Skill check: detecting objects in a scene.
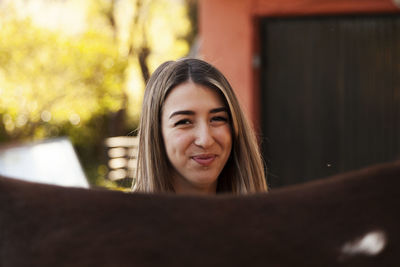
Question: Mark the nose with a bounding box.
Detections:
[194,123,214,148]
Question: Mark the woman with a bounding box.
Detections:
[132,58,267,195]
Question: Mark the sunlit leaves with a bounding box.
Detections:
[0,18,127,139]
[0,0,193,186]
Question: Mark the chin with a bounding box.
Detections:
[189,174,218,186]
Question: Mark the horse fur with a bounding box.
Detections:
[0,160,399,266]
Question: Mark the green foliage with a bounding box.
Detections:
[0,17,130,185]
[0,0,194,188]
[0,18,128,139]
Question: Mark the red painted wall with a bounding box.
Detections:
[199,0,257,126]
[199,0,399,129]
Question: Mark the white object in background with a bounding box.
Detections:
[0,137,89,188]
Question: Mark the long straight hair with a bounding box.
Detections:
[132,58,267,194]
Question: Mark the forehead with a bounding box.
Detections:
[162,82,227,113]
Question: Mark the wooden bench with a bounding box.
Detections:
[104,136,138,182]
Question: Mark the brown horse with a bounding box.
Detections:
[1,160,399,266]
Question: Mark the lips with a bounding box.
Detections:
[192,154,216,166]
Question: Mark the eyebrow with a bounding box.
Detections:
[210,107,228,114]
[169,107,228,119]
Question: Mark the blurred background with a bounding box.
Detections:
[0,0,197,189]
[1,0,399,190]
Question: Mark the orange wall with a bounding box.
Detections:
[199,0,258,126]
[199,0,399,128]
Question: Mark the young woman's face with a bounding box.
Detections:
[161,81,232,195]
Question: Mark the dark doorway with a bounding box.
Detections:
[260,15,400,188]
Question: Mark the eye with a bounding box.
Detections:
[211,116,228,124]
[174,119,192,127]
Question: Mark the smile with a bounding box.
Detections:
[192,155,216,166]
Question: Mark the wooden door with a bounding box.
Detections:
[260,15,400,188]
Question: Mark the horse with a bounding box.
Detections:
[1,160,399,266]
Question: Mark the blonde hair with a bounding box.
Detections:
[132,58,267,194]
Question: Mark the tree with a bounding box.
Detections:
[0,0,194,187]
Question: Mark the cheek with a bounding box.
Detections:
[163,130,194,155]
[215,125,233,150]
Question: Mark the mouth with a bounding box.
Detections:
[191,154,216,166]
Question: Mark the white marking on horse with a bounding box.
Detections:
[340,230,387,259]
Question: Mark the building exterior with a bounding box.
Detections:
[198,0,400,187]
